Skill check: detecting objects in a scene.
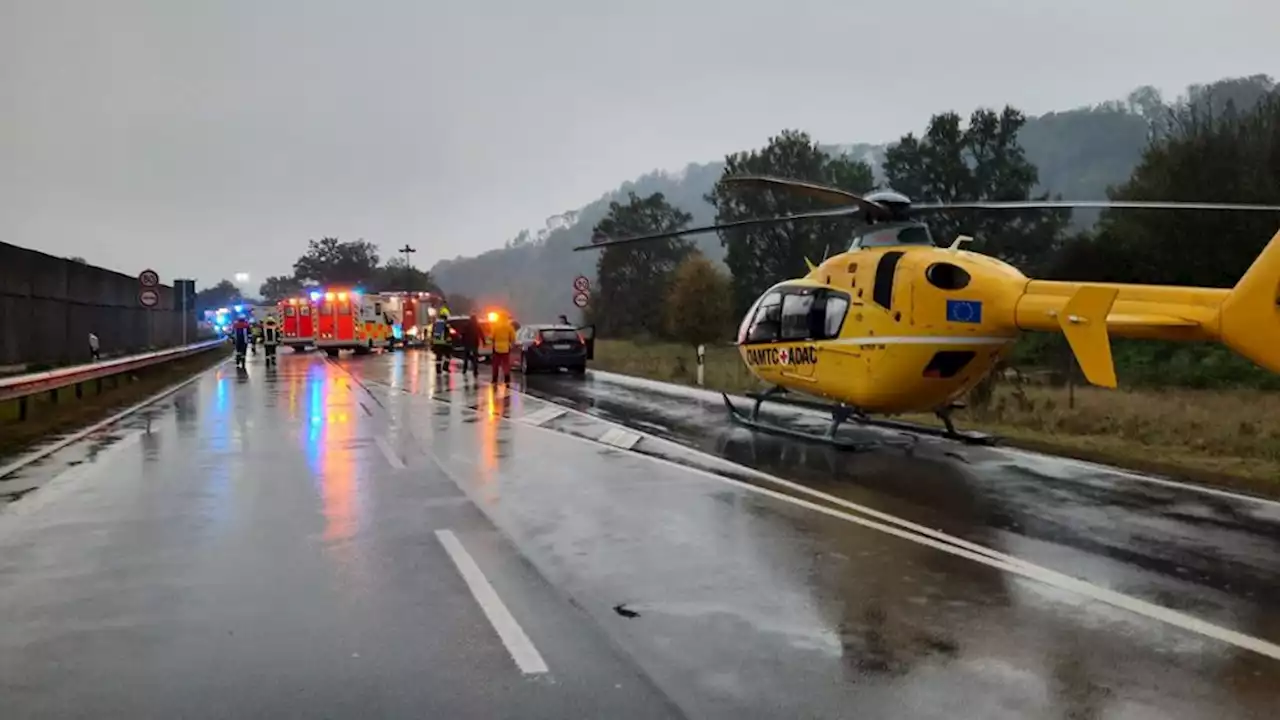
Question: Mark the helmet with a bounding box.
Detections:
[265,317,277,328]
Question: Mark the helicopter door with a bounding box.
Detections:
[778,291,820,380]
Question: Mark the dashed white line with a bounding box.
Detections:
[435,529,549,675]
[375,437,406,470]
[521,406,567,427]
[598,427,641,451]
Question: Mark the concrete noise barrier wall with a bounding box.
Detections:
[0,241,198,367]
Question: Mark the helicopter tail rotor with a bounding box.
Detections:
[1219,228,1280,374]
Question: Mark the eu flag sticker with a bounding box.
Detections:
[946,299,983,324]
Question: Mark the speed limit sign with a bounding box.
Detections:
[573,275,590,292]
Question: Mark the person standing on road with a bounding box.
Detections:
[262,317,280,366]
[431,309,452,374]
[460,314,481,378]
[489,312,517,385]
[88,332,100,361]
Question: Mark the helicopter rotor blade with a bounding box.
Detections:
[908,200,1280,213]
[719,175,890,217]
[571,208,859,252]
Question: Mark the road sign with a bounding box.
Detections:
[138,268,160,287]
[139,288,160,308]
[572,275,590,292]
[572,291,589,309]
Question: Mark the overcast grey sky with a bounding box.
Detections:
[2,0,1275,289]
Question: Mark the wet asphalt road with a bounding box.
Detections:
[3,350,1280,718]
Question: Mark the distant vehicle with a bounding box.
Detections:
[312,288,393,357]
[513,323,591,374]
[278,296,316,351]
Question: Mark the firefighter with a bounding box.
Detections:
[431,307,452,373]
[489,310,517,385]
[262,316,280,366]
[231,316,250,369]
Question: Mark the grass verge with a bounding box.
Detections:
[592,339,1280,499]
[0,347,231,462]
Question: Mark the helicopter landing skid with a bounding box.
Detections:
[722,392,917,452]
[732,388,998,447]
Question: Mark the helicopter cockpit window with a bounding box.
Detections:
[780,293,815,340]
[824,295,850,337]
[743,291,783,343]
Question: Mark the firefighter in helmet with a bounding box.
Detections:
[262,316,280,366]
[431,306,452,373]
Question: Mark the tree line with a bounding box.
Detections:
[588,79,1280,388]
[194,237,467,312]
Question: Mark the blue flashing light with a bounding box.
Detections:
[309,291,321,301]
[234,304,243,312]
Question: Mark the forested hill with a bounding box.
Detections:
[429,75,1267,322]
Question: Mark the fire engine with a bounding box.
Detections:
[278,295,317,351]
[312,288,394,357]
[376,291,435,348]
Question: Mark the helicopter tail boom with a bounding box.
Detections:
[1013,228,1280,386]
[1219,228,1280,375]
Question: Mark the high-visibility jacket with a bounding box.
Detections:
[263,326,279,345]
[431,318,450,345]
[490,319,516,354]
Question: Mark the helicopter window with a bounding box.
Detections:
[824,295,850,337]
[780,293,815,340]
[743,291,783,343]
[925,262,971,291]
[873,251,904,309]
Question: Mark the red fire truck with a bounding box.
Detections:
[278,295,317,351]
[377,291,434,348]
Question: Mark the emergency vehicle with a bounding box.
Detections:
[278,295,317,351]
[312,288,394,356]
[376,291,435,348]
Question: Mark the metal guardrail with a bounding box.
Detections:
[0,338,227,404]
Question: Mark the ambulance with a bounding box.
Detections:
[278,295,317,351]
[312,288,394,356]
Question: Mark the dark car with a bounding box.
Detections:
[447,316,493,361]
[514,324,591,374]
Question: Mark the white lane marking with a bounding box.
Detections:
[375,437,406,470]
[584,369,1280,510]
[598,427,641,451]
[521,406,567,427]
[434,529,549,675]
[0,356,230,481]
[490,393,1280,662]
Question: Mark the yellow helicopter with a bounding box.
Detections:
[574,175,1280,448]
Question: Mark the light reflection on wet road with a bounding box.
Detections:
[2,350,1278,718]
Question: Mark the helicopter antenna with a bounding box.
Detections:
[948,235,975,252]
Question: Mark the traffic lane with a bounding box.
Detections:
[0,352,683,720]
[519,371,1280,638]
[388,373,1280,720]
